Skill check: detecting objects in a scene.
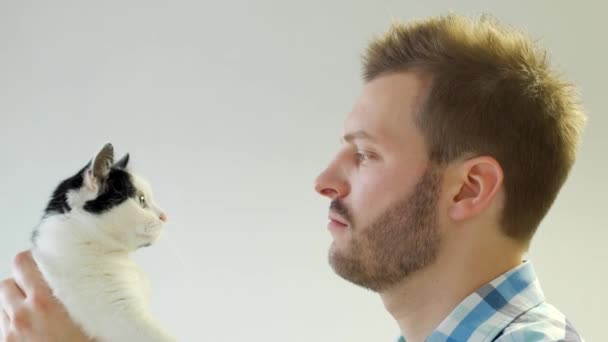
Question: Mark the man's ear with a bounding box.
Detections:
[446,156,504,222]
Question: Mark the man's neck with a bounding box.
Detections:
[380,241,524,342]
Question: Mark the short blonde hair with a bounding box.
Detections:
[363,14,586,242]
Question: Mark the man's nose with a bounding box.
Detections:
[314,163,349,200]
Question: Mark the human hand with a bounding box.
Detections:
[0,250,92,342]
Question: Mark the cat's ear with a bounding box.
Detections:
[83,143,114,192]
[93,143,114,179]
[113,153,130,170]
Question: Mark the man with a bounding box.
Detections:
[314,14,585,342]
[1,14,585,342]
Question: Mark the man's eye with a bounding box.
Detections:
[355,151,371,163]
[138,195,147,208]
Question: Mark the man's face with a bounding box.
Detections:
[314,72,442,292]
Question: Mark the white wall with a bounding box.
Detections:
[0,1,605,341]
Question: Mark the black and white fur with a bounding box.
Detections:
[31,143,174,342]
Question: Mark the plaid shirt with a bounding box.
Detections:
[397,261,584,341]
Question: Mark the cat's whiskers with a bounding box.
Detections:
[161,231,195,277]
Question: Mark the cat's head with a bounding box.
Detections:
[40,143,167,251]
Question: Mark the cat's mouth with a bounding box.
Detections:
[136,223,163,242]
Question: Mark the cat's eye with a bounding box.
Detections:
[138,194,147,208]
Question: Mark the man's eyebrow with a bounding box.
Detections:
[342,130,376,143]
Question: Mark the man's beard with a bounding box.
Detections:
[328,166,441,292]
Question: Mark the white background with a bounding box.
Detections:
[1,1,605,341]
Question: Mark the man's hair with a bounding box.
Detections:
[363,14,586,242]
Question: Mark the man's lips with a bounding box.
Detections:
[328,213,348,227]
[328,213,348,226]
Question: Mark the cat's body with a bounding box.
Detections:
[31,143,174,342]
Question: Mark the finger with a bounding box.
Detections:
[0,279,25,318]
[1,309,9,338]
[12,251,51,298]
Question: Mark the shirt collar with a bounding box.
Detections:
[399,261,545,342]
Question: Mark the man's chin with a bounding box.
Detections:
[329,254,377,291]
[329,231,353,251]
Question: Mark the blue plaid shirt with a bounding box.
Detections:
[397,261,584,341]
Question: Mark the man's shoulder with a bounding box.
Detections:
[494,302,584,342]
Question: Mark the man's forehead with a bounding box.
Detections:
[343,72,431,142]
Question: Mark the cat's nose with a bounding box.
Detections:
[159,212,167,222]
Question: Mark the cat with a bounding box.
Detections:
[31,143,175,342]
